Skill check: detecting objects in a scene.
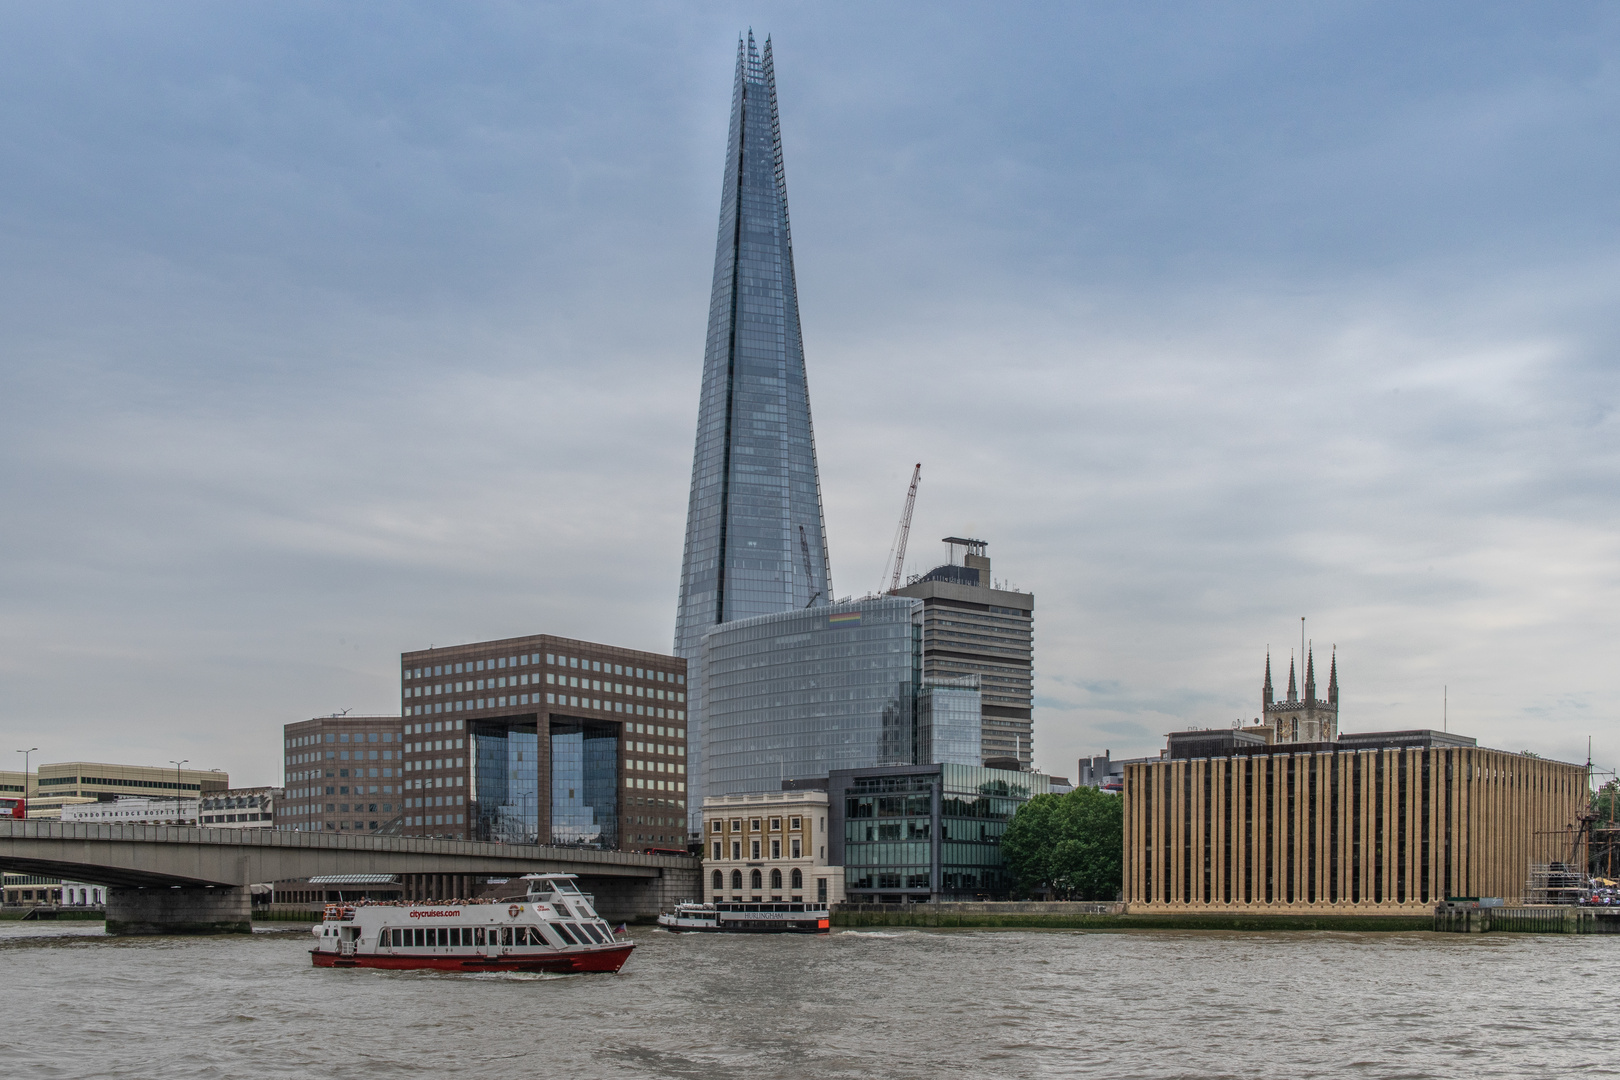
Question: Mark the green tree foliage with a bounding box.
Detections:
[1001,787,1123,900]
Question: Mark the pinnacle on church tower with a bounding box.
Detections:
[1328,646,1338,706]
[1304,646,1316,703]
[1262,651,1274,707]
[1286,655,1298,703]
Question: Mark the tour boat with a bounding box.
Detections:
[311,873,633,974]
[656,900,831,934]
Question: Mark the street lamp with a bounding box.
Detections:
[169,760,188,824]
[17,747,38,818]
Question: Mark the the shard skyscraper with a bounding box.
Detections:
[675,33,833,828]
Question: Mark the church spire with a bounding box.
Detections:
[1286,654,1298,702]
[1328,646,1338,707]
[1305,645,1316,703]
[1263,651,1274,707]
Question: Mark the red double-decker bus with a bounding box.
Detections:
[0,797,24,819]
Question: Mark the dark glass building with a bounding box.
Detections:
[828,763,1048,902]
[675,33,834,828]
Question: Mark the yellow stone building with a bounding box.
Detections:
[1123,730,1587,913]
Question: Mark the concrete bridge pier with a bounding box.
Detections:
[105,886,253,935]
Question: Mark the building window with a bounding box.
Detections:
[770,817,781,831]
[791,868,803,890]
[791,838,801,858]
[770,868,782,890]
[731,869,743,890]
[771,839,781,859]
[750,869,763,891]
[731,841,741,860]
[750,818,761,832]
[790,817,801,830]
[712,841,722,859]
[712,870,723,892]
[730,818,742,832]
[751,840,760,860]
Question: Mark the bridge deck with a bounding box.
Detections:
[0,820,697,889]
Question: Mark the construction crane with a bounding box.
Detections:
[884,463,922,594]
[799,525,821,608]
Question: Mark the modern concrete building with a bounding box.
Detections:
[702,789,844,905]
[199,786,281,829]
[893,538,1035,768]
[399,635,688,851]
[1123,728,1589,912]
[1078,750,1160,793]
[674,34,835,832]
[828,762,1050,902]
[36,762,228,803]
[281,714,405,835]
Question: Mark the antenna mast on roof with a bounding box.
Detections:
[884,463,922,594]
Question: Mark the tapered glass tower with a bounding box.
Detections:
[675,33,833,828]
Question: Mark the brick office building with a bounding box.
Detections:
[399,635,688,851]
[281,715,405,834]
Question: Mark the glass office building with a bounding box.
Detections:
[916,677,983,767]
[675,33,834,829]
[702,597,921,796]
[829,763,1049,901]
[470,722,619,849]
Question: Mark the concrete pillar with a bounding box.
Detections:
[105,886,252,935]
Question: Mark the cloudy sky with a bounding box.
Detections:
[2,2,1617,788]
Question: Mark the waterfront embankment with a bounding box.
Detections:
[833,901,1433,932]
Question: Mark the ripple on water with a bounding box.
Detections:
[3,923,1619,1079]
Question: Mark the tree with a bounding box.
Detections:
[1001,787,1124,900]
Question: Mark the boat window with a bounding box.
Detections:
[475,927,486,946]
[574,922,604,944]
[413,928,426,947]
[552,922,580,945]
[553,879,580,893]
[502,927,514,946]
[553,901,573,919]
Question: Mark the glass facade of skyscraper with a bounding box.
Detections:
[675,33,833,829]
[916,678,983,767]
[701,597,921,797]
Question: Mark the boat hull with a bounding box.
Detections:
[311,945,633,974]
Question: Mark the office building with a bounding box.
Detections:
[1078,750,1159,793]
[829,763,1049,902]
[1122,728,1588,912]
[398,635,687,850]
[702,597,923,797]
[281,714,404,834]
[702,789,844,905]
[36,762,229,803]
[674,33,834,829]
[60,797,199,825]
[0,770,31,803]
[916,676,984,767]
[893,538,1035,767]
[198,786,281,829]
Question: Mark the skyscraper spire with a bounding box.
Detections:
[1304,644,1316,703]
[1328,646,1338,707]
[1286,654,1298,702]
[1262,651,1274,707]
[675,34,832,828]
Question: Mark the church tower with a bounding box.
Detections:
[1262,643,1339,743]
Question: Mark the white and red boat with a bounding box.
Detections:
[310,873,633,974]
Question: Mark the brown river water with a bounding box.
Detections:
[2,921,1616,1079]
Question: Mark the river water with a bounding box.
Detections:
[3,921,1615,1079]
